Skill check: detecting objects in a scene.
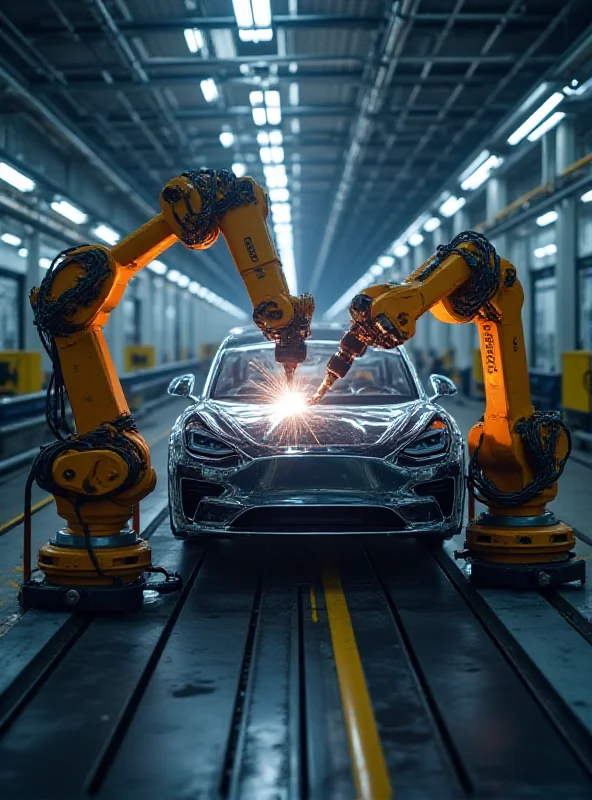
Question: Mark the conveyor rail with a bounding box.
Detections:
[0,507,592,800]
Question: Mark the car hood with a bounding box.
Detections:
[190,399,442,458]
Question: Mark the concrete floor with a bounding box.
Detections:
[0,396,590,799]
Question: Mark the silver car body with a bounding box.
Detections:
[168,326,465,537]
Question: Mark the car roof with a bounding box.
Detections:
[221,323,347,349]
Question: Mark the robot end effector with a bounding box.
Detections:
[311,289,403,402]
[254,292,315,386]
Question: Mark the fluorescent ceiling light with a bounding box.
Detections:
[264,164,287,188]
[270,146,284,163]
[232,0,253,28]
[184,28,203,53]
[370,264,384,276]
[269,130,282,145]
[220,131,235,148]
[167,269,181,283]
[536,210,558,227]
[289,82,299,106]
[0,162,36,192]
[257,131,269,145]
[18,247,28,258]
[232,162,246,177]
[50,198,88,225]
[271,202,291,223]
[200,78,219,103]
[423,217,441,232]
[239,28,272,42]
[534,244,557,258]
[527,111,565,142]
[266,107,281,125]
[394,244,409,258]
[460,154,503,191]
[260,145,284,165]
[249,90,264,106]
[408,232,424,247]
[458,150,491,185]
[252,0,271,27]
[439,195,466,218]
[189,281,201,295]
[39,257,52,270]
[507,92,564,146]
[1,232,22,247]
[377,255,394,267]
[269,187,289,202]
[581,189,592,203]
[265,90,280,106]
[147,259,167,275]
[177,274,191,288]
[252,107,267,126]
[92,223,120,246]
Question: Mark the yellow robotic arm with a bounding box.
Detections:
[312,231,583,589]
[22,169,314,612]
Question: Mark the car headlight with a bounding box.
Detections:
[185,426,237,459]
[400,422,449,460]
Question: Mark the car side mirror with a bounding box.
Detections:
[428,373,457,401]
[167,374,197,400]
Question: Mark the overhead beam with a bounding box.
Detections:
[143,54,556,67]
[19,12,555,37]
[31,70,535,92]
[76,102,512,124]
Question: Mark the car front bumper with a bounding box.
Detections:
[169,452,464,537]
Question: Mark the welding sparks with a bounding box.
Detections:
[272,389,308,420]
[246,360,320,446]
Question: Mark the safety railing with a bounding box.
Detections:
[0,359,203,426]
[0,359,205,468]
[474,152,592,236]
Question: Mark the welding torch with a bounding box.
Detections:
[310,291,404,403]
[267,293,315,387]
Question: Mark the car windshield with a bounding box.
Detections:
[209,340,419,405]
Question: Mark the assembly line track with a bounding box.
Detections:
[0,514,592,800]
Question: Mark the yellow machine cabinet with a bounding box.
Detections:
[562,351,592,413]
[125,345,156,372]
[199,343,220,362]
[0,351,42,395]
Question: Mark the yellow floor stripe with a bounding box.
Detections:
[0,426,172,534]
[322,560,392,800]
[0,496,54,535]
[309,585,319,622]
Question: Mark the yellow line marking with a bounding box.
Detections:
[0,426,172,535]
[322,559,392,800]
[309,585,319,622]
[0,496,54,535]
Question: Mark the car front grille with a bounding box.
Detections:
[230,506,406,533]
[414,478,456,519]
[180,478,225,520]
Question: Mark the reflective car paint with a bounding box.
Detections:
[168,328,465,537]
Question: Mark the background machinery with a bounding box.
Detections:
[21,168,314,612]
[312,231,584,589]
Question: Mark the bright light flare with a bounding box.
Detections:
[271,389,308,421]
[246,361,320,446]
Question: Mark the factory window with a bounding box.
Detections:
[123,297,141,346]
[533,274,556,372]
[578,265,592,350]
[0,270,22,350]
[578,196,592,258]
